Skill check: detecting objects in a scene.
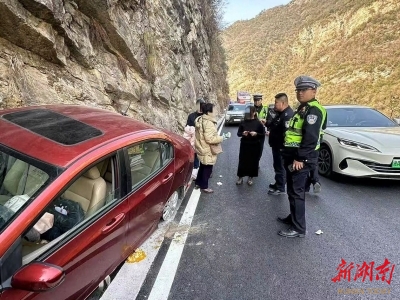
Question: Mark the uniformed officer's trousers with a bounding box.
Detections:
[283,160,316,234]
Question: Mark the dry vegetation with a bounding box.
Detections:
[222,0,400,117]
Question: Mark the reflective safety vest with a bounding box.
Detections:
[284,100,326,149]
[256,105,267,119]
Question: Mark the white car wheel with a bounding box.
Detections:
[162,191,179,222]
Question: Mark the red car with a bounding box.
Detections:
[0,105,194,299]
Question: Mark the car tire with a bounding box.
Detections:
[318,145,333,178]
[161,191,180,222]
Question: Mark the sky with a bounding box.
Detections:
[223,0,292,25]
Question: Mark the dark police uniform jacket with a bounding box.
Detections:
[268,106,294,149]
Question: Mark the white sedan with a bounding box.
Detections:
[318,105,400,179]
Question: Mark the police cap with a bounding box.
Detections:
[294,75,321,90]
[253,94,263,101]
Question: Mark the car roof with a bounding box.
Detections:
[323,104,371,109]
[0,105,162,168]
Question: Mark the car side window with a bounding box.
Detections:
[160,141,173,166]
[21,156,121,264]
[128,141,162,187]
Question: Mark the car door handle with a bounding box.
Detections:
[162,173,173,183]
[102,213,125,234]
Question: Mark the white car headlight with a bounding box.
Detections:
[337,138,380,152]
[225,114,230,120]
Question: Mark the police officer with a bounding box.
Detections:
[277,76,327,238]
[253,94,267,164]
[267,93,294,195]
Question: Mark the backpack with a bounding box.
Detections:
[41,197,85,241]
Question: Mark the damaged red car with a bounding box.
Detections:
[0,105,193,299]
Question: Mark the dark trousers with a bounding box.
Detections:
[284,160,315,234]
[272,147,286,192]
[305,153,320,191]
[194,153,200,169]
[195,163,213,189]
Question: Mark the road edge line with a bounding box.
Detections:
[147,188,201,300]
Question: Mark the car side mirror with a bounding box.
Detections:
[11,262,65,292]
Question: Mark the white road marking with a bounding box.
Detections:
[101,222,170,300]
[218,121,224,135]
[147,188,201,300]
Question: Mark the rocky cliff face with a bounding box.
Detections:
[0,0,227,132]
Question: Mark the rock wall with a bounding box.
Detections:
[0,0,225,132]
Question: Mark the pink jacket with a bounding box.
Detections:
[183,125,195,148]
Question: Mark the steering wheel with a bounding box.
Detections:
[355,120,368,126]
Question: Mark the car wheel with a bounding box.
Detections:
[318,145,332,177]
[162,191,179,222]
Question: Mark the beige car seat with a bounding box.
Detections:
[0,160,49,205]
[131,142,161,184]
[96,158,114,203]
[63,166,107,217]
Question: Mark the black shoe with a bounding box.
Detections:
[278,228,305,238]
[268,189,285,195]
[269,183,277,189]
[277,216,292,225]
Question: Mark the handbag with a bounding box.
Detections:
[201,117,223,155]
[209,143,223,155]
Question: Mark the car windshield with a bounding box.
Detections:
[0,146,56,233]
[228,105,246,111]
[326,107,398,127]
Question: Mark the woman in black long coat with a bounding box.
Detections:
[236,106,266,185]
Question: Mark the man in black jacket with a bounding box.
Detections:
[267,93,294,195]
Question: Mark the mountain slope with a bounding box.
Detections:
[223,0,400,117]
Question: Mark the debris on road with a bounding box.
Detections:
[126,249,147,263]
[217,182,223,186]
[315,230,323,235]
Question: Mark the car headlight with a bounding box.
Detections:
[337,138,380,152]
[225,114,230,120]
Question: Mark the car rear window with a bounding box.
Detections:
[2,109,103,145]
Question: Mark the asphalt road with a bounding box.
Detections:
[135,124,400,300]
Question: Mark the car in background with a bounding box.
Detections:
[224,103,251,125]
[318,105,400,179]
[0,105,194,299]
